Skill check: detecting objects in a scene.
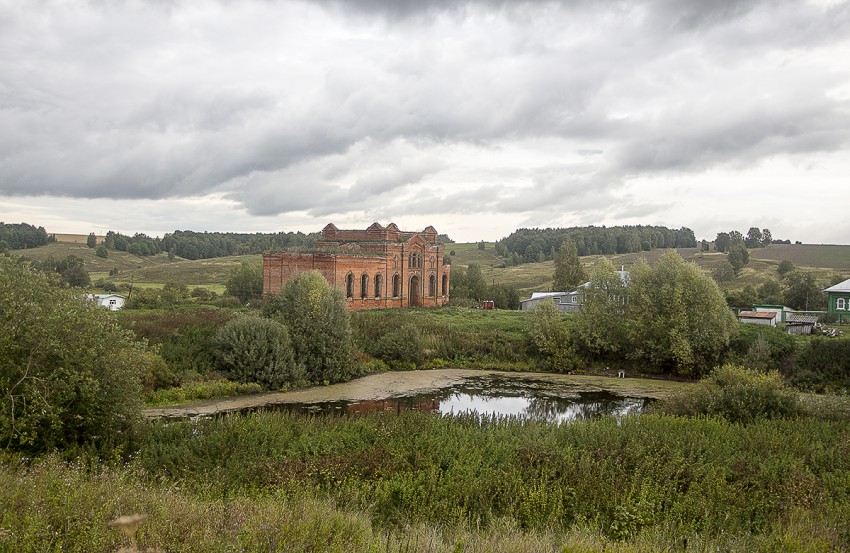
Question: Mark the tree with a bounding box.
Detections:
[727,244,749,273]
[451,263,487,302]
[777,260,795,278]
[214,315,303,390]
[95,244,108,258]
[761,228,772,247]
[573,258,629,359]
[783,271,826,310]
[526,299,576,371]
[757,279,783,305]
[266,270,355,384]
[552,240,586,291]
[225,261,263,303]
[478,241,486,251]
[711,260,736,283]
[87,232,97,248]
[0,256,148,454]
[745,227,763,248]
[714,232,731,253]
[625,253,736,376]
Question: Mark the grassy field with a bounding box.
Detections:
[449,243,849,296]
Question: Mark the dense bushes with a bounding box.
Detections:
[214,315,304,390]
[790,337,850,392]
[265,271,357,384]
[659,364,803,423]
[0,256,151,454]
[128,410,850,549]
[526,299,577,371]
[575,253,736,376]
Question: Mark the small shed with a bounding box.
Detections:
[737,310,778,326]
[85,293,125,311]
[786,314,818,335]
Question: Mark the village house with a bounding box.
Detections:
[520,267,629,313]
[85,293,125,311]
[263,223,450,310]
[825,277,850,324]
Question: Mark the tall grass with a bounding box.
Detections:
[2,410,849,551]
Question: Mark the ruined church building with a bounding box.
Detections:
[263,223,451,310]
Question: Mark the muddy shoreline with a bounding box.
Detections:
[144,369,691,418]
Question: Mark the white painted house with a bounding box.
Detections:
[85,293,125,311]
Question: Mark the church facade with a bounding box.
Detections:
[263,223,451,310]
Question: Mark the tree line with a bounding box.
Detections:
[495,225,697,265]
[0,222,50,251]
[98,229,317,259]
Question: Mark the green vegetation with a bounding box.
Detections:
[496,225,697,263]
[145,379,263,406]
[552,239,586,291]
[0,256,149,455]
[3,408,850,551]
[0,221,49,250]
[658,364,803,423]
[214,315,304,390]
[224,259,264,303]
[264,270,358,384]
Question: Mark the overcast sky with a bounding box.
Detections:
[2,0,849,244]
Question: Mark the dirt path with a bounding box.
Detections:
[143,368,690,418]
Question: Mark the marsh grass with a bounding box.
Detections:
[2,409,850,552]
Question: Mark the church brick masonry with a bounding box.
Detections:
[263,223,451,310]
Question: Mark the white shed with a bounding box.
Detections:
[85,293,125,311]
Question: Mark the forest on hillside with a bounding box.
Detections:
[495,225,698,264]
[0,222,50,251]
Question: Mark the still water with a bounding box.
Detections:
[258,374,649,423]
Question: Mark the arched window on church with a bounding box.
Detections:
[345,273,354,299]
[361,273,368,298]
[374,274,382,298]
[392,274,400,297]
[428,274,435,296]
[442,274,448,296]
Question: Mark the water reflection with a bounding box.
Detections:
[262,374,649,423]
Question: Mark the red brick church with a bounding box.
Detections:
[263,223,451,310]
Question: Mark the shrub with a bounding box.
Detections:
[0,256,146,454]
[660,364,803,423]
[139,350,179,394]
[374,323,424,368]
[265,271,356,384]
[526,299,578,372]
[214,315,303,390]
[789,337,850,392]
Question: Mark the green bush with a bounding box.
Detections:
[214,315,304,390]
[727,323,796,369]
[0,256,146,455]
[526,299,578,372]
[659,364,803,423]
[790,337,850,392]
[373,323,424,368]
[265,271,356,384]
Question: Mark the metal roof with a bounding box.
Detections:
[738,311,778,319]
[787,314,819,324]
[824,278,850,293]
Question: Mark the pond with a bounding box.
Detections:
[145,369,685,422]
[251,374,649,423]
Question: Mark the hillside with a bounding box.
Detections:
[450,243,850,297]
[10,237,849,299]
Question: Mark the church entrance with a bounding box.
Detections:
[409,275,420,307]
